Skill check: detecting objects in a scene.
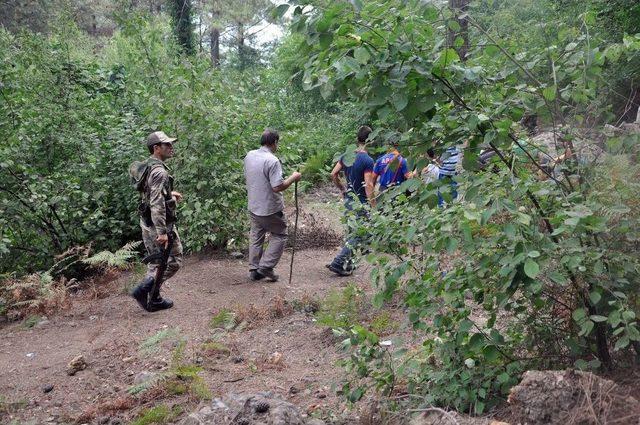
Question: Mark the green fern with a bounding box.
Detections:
[82,241,142,269]
[209,309,237,330]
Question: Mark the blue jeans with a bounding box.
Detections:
[330,195,368,271]
[437,173,458,206]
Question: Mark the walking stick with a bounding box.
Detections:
[288,180,299,286]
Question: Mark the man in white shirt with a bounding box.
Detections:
[243,129,301,282]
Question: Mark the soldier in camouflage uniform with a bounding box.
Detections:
[130,131,184,312]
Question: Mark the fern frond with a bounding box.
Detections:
[82,241,142,269]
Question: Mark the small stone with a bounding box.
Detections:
[42,384,54,393]
[26,352,35,359]
[268,352,283,365]
[98,417,110,424]
[67,355,87,375]
[122,356,134,363]
[232,356,244,364]
[110,419,123,425]
[230,251,244,259]
[89,315,98,321]
[289,385,299,394]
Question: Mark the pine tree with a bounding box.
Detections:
[169,0,195,55]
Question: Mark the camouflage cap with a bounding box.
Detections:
[146,131,177,147]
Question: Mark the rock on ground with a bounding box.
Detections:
[66,354,87,376]
[181,392,325,425]
[410,410,508,425]
[508,369,640,424]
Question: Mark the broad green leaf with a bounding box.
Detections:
[542,85,557,101]
[392,93,408,111]
[589,315,607,323]
[354,47,370,64]
[524,259,540,278]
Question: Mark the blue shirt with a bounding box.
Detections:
[340,151,374,204]
[373,151,408,191]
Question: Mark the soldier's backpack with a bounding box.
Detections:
[129,160,159,226]
[129,160,152,192]
[128,160,176,226]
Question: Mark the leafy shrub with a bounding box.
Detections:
[286,0,640,414]
[0,13,357,277]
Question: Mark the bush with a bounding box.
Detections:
[0,13,358,277]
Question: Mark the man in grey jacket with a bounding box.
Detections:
[244,129,302,282]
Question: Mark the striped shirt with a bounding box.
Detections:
[439,146,462,176]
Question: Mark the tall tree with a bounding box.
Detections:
[447,0,470,61]
[194,0,271,67]
[169,0,195,55]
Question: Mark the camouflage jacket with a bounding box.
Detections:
[144,157,176,235]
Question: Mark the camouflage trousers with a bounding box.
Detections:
[141,219,183,282]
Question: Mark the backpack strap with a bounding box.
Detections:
[383,153,403,186]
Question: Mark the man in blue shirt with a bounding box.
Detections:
[372,141,412,192]
[438,145,462,206]
[327,126,375,276]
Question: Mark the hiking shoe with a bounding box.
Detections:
[250,270,265,281]
[147,296,174,312]
[257,268,279,282]
[328,264,353,277]
[131,277,154,311]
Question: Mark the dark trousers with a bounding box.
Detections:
[330,196,369,271]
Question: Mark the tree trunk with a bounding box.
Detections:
[447,0,470,61]
[210,27,220,67]
[170,0,195,55]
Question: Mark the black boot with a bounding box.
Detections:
[131,277,154,311]
[147,294,174,312]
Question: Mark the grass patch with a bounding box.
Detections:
[290,295,320,313]
[369,311,399,335]
[201,340,231,356]
[170,341,212,401]
[130,404,181,425]
[163,380,188,396]
[209,309,237,330]
[189,380,212,400]
[316,283,365,329]
[22,315,41,329]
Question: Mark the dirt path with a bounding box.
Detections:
[0,188,367,424]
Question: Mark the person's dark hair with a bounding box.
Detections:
[427,148,435,159]
[357,126,372,144]
[148,144,157,154]
[260,129,280,146]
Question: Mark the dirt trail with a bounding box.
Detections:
[0,188,367,424]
